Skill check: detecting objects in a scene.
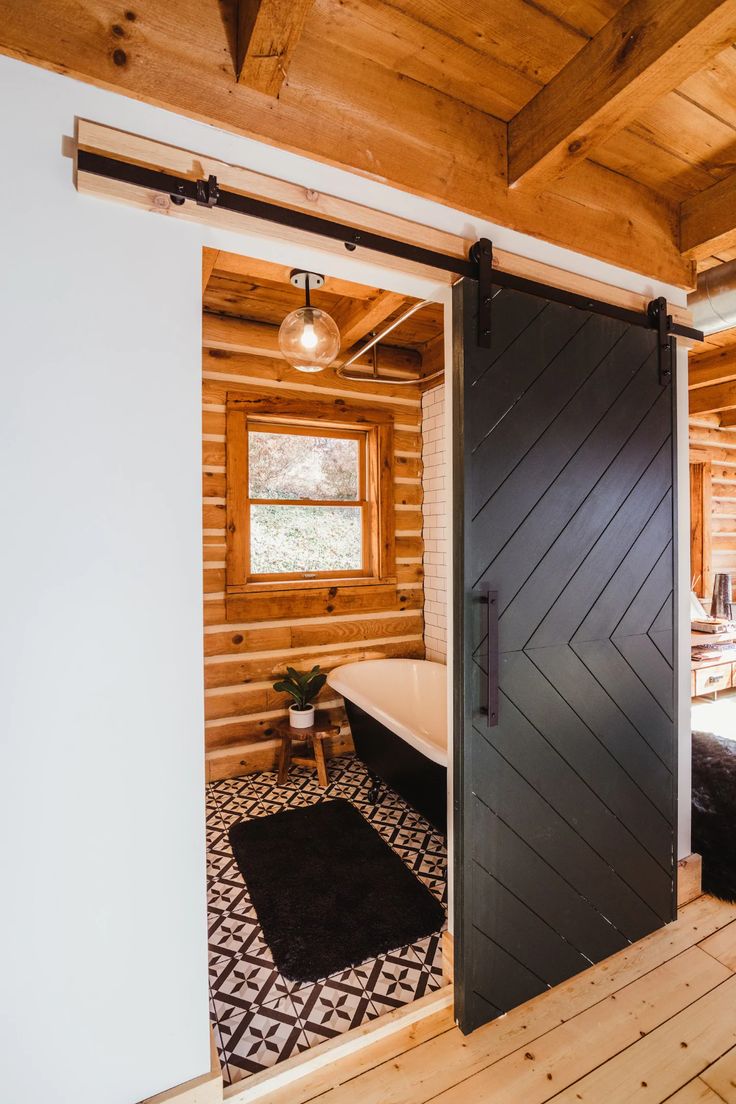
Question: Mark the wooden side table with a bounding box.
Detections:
[274,711,340,788]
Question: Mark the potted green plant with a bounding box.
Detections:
[273,665,327,729]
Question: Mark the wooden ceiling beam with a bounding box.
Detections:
[202,248,219,294]
[689,379,736,414]
[689,348,736,390]
[204,314,281,357]
[329,291,408,354]
[508,0,736,192]
[0,2,694,286]
[202,312,421,374]
[681,171,736,260]
[212,251,377,300]
[419,333,445,378]
[719,409,736,427]
[236,0,314,96]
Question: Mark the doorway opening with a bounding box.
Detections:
[200,246,451,1087]
[689,392,736,903]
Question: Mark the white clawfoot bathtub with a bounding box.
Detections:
[327,659,448,832]
[328,659,447,766]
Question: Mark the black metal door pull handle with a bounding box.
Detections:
[482,588,499,727]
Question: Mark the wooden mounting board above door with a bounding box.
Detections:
[73,120,695,336]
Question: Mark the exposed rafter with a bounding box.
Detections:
[508,0,736,192]
[689,379,736,414]
[236,0,314,96]
[0,0,693,286]
[201,312,421,375]
[211,251,377,300]
[681,172,736,260]
[689,347,736,390]
[329,290,407,354]
[202,248,219,293]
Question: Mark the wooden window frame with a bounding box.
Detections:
[245,421,368,583]
[225,394,395,595]
[689,452,713,600]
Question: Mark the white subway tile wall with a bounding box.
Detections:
[421,385,447,663]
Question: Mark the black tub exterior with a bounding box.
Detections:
[343,699,446,834]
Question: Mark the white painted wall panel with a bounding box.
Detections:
[0,60,209,1104]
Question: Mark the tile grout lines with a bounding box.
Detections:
[205,755,447,1087]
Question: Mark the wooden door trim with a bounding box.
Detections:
[689,459,713,599]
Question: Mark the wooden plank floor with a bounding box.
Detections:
[261,895,736,1104]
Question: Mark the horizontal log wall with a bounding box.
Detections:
[690,414,736,601]
[203,342,426,780]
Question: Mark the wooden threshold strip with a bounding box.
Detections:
[224,988,454,1104]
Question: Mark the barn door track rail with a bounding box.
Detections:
[75,149,703,348]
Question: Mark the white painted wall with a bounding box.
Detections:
[0,53,692,1104]
[0,62,209,1104]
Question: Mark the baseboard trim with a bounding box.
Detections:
[678,853,703,908]
[140,1028,223,1104]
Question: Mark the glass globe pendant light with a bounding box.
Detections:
[278,270,341,373]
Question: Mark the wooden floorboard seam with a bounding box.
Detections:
[290,898,736,1104]
[422,951,734,1104]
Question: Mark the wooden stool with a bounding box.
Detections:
[274,711,340,788]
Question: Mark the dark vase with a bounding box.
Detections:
[710,573,734,620]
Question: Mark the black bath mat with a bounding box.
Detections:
[228,798,444,982]
[692,729,736,902]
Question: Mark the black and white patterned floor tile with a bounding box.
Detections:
[219,993,310,1080]
[205,753,447,1086]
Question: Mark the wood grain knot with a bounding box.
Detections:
[616,29,640,65]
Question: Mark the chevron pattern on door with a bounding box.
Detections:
[453,280,676,1034]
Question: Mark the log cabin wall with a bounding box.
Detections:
[689,413,736,603]
[201,255,442,781]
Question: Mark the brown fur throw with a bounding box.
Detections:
[692,729,736,902]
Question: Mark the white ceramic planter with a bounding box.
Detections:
[289,704,315,729]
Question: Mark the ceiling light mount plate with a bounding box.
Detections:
[289,269,325,291]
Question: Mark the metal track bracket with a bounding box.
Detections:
[648,296,675,386]
[472,238,494,349]
[196,174,220,208]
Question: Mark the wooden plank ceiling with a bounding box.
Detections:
[201,247,444,383]
[6,0,736,287]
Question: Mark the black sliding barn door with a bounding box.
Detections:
[453,278,677,1034]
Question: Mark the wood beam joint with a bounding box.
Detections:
[681,170,736,260]
[509,0,736,193]
[330,291,408,357]
[236,0,314,96]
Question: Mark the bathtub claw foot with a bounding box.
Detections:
[367,775,382,804]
